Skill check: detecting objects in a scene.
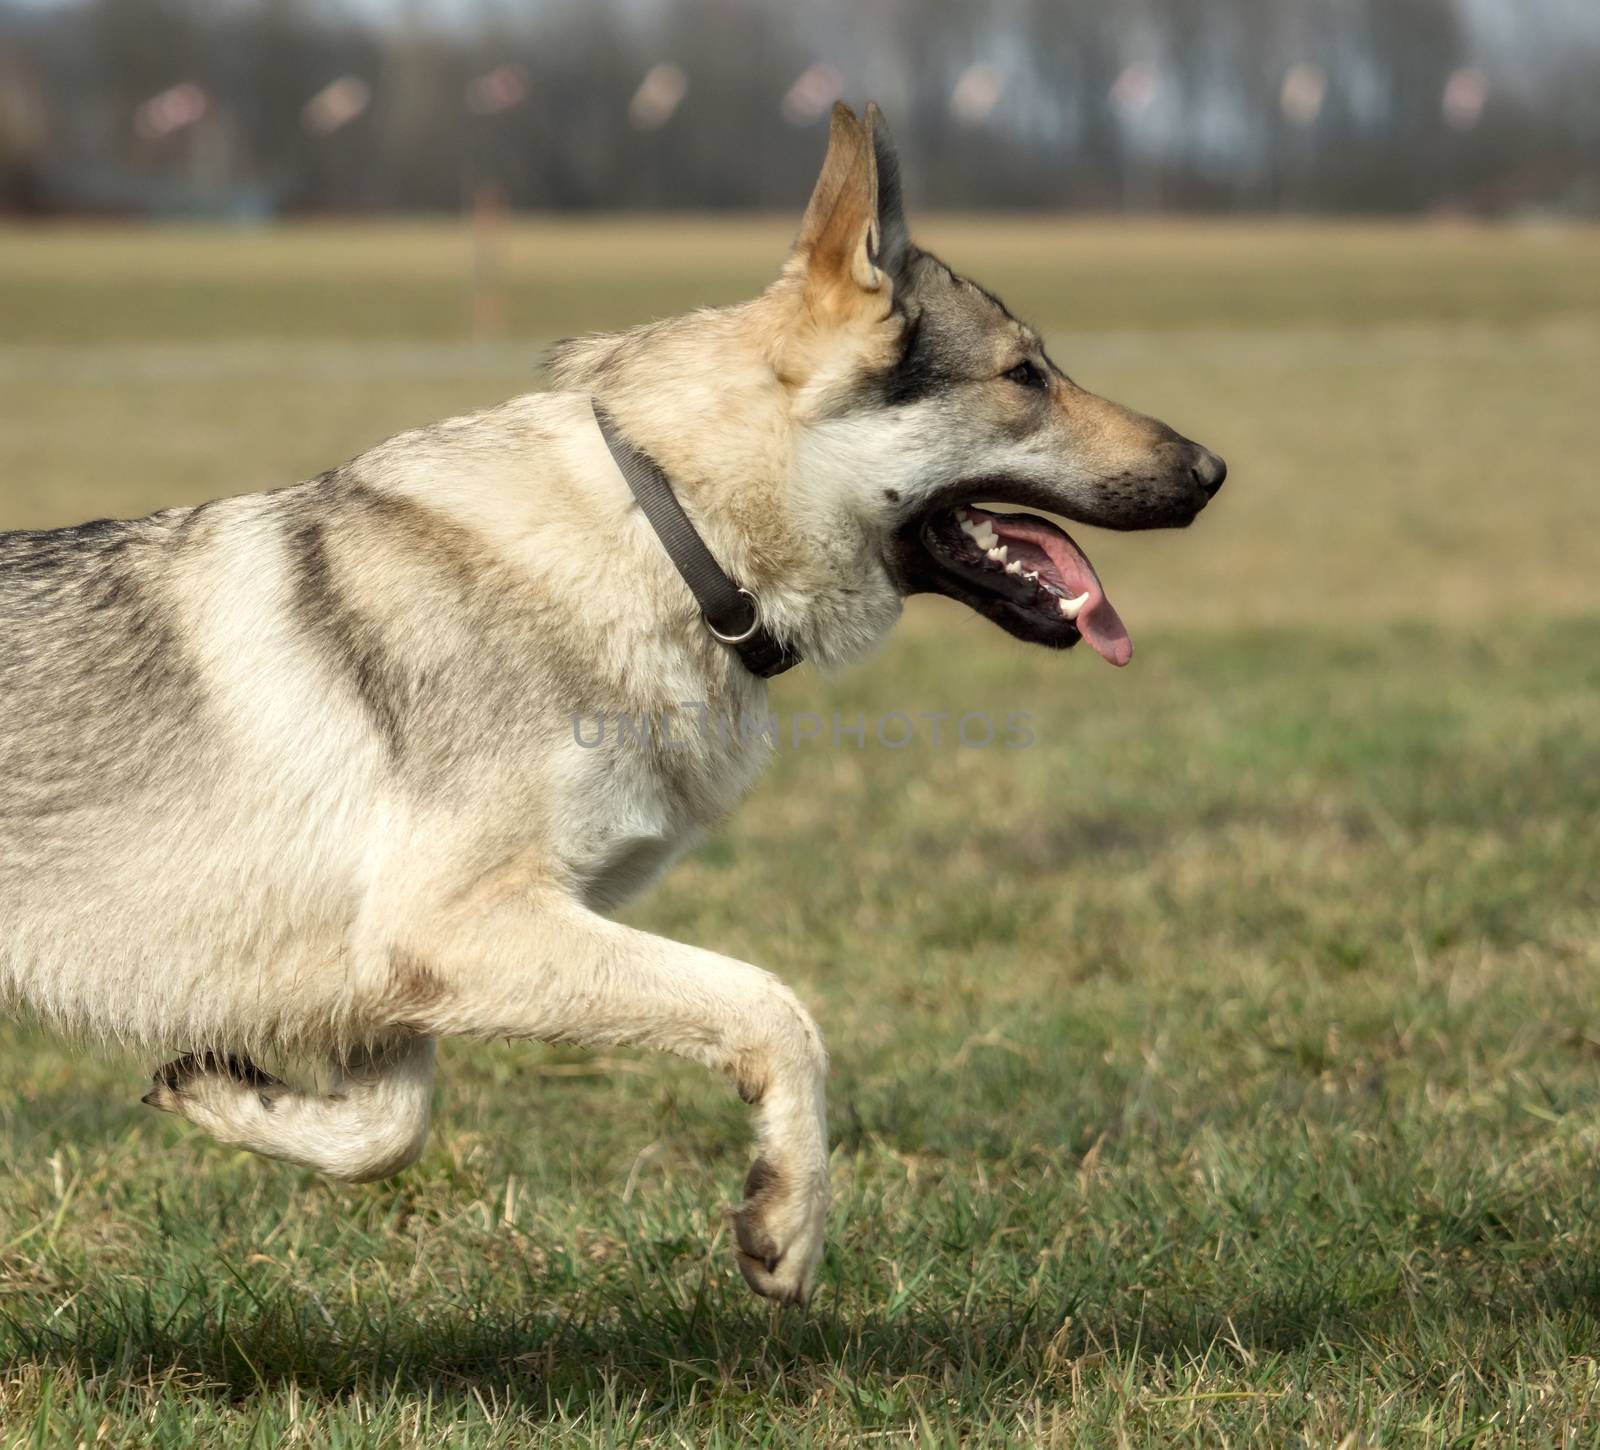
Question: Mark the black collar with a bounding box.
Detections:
[593,401,802,679]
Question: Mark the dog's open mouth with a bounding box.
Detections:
[908,503,1132,665]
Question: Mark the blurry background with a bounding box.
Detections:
[3,3,1600,1445]
[1,0,1596,615]
[2,0,1598,218]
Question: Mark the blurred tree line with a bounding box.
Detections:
[0,0,1595,217]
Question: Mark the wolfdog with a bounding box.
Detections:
[0,104,1224,1304]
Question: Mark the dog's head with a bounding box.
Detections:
[773,103,1226,666]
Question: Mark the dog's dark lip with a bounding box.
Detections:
[902,475,1106,539]
[893,472,1207,550]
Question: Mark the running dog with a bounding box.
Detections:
[0,104,1224,1305]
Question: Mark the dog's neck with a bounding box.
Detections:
[551,301,903,673]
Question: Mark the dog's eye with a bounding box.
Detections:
[1003,360,1048,391]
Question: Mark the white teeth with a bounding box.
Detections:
[1023,570,1039,584]
[1059,591,1090,621]
[961,514,1001,553]
[986,545,1008,564]
[1004,560,1023,575]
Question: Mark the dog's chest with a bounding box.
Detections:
[555,705,774,913]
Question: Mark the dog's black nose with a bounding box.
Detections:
[1190,447,1227,498]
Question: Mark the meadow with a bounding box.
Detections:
[0,217,1598,1446]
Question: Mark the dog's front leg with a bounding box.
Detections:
[392,889,829,1305]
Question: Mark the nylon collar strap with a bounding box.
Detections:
[592,401,801,679]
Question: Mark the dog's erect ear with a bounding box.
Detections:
[792,102,905,307]
[865,103,910,280]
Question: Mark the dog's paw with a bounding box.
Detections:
[142,1052,285,1115]
[731,1156,828,1306]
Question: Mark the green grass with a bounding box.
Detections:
[2,219,1599,1445]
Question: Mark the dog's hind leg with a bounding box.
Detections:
[143,1035,436,1184]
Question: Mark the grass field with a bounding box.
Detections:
[1,219,1598,1446]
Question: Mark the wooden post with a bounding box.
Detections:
[470,179,508,339]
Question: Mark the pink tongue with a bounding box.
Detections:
[981,509,1133,667]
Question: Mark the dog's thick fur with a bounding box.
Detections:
[0,105,1222,1304]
